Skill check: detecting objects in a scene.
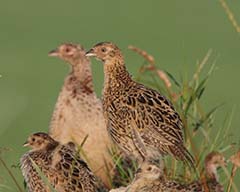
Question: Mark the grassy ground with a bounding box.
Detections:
[0,0,240,191]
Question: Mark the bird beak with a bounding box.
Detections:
[85,49,96,57]
[23,141,30,147]
[48,49,59,57]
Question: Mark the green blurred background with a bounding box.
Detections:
[0,0,240,191]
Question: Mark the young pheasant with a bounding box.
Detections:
[110,152,225,192]
[20,132,97,192]
[86,42,194,167]
[48,43,113,187]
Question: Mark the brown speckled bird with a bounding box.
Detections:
[110,152,225,192]
[86,42,194,167]
[48,43,113,187]
[109,159,165,192]
[20,132,97,192]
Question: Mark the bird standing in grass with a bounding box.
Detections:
[20,132,97,192]
[48,43,113,187]
[110,151,225,192]
[86,42,194,167]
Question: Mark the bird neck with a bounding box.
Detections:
[103,58,132,93]
[66,57,94,94]
[46,141,59,152]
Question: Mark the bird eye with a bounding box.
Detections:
[101,48,106,52]
[32,138,35,142]
[65,48,71,53]
[147,167,152,171]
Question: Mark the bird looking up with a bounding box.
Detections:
[48,43,113,188]
[20,132,98,192]
[48,43,94,96]
[86,42,195,167]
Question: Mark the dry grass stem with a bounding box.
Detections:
[128,45,155,65]
[230,150,240,167]
[156,69,172,88]
[193,49,212,81]
[227,166,237,192]
[219,0,240,33]
[227,150,240,192]
[128,45,173,94]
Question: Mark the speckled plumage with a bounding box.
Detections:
[110,152,225,192]
[86,42,194,167]
[20,132,97,192]
[48,43,113,187]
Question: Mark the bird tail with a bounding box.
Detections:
[170,144,195,169]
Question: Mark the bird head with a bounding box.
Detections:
[48,43,85,65]
[86,42,122,63]
[205,151,226,180]
[135,160,163,181]
[23,132,57,151]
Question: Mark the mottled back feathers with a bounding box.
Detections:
[86,42,194,167]
[20,132,97,192]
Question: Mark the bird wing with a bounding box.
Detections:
[53,144,97,192]
[20,153,55,192]
[130,119,148,158]
[123,84,184,146]
[121,84,196,167]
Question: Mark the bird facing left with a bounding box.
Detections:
[20,132,98,192]
[86,42,195,168]
[48,43,113,188]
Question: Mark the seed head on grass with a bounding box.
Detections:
[219,0,240,33]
